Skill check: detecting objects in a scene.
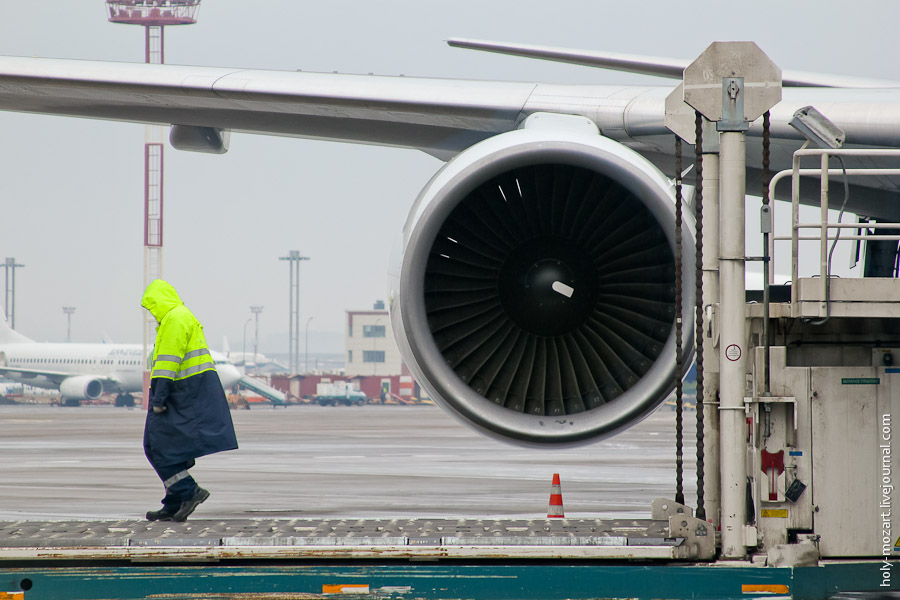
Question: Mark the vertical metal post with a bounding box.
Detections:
[718,130,748,558]
[294,258,301,375]
[305,316,314,374]
[682,42,781,558]
[144,25,165,411]
[700,130,721,528]
[145,25,163,64]
[63,306,76,342]
[820,152,830,314]
[791,152,802,312]
[372,318,382,376]
[242,318,251,374]
[280,251,310,374]
[288,259,294,372]
[250,306,263,366]
[3,258,24,328]
[107,0,203,409]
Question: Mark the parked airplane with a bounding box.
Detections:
[0,39,897,443]
[0,309,241,406]
[221,338,288,373]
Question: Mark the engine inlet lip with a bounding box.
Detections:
[401,132,695,446]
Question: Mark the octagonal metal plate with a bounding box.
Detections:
[683,41,781,123]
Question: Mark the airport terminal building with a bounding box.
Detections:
[344,301,401,377]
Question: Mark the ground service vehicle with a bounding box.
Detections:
[314,381,368,406]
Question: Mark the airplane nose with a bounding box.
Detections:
[224,364,241,387]
[216,363,241,388]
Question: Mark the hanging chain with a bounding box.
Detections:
[674,136,685,506]
[694,111,706,520]
[763,111,771,206]
[762,111,772,395]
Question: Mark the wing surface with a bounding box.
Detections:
[2,54,900,212]
[0,56,539,157]
[2,55,900,153]
[447,38,900,89]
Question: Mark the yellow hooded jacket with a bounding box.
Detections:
[140,280,237,466]
[142,279,216,384]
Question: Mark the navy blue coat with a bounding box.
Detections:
[141,280,238,468]
[143,371,238,466]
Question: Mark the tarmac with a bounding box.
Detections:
[0,403,697,522]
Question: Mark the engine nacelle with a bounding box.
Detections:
[59,375,103,400]
[391,114,695,446]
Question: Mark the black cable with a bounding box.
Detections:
[674,135,684,506]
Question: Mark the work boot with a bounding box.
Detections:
[172,487,210,522]
[146,507,177,522]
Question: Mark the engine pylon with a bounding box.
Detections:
[548,473,565,518]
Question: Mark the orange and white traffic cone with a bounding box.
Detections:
[547,473,565,518]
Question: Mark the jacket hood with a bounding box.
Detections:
[141,280,184,322]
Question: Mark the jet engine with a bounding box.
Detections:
[390,114,695,446]
[59,375,103,400]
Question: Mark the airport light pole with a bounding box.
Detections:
[304,316,314,374]
[250,306,263,367]
[241,317,252,373]
[62,306,76,342]
[372,318,382,376]
[2,257,25,328]
[279,250,310,374]
[107,0,202,410]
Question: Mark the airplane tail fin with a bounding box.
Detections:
[0,306,33,344]
[223,336,231,357]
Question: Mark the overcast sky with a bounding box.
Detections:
[0,0,896,354]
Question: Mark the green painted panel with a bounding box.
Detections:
[0,561,890,600]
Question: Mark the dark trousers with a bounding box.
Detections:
[151,458,197,509]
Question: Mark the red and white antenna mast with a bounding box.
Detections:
[107,0,201,406]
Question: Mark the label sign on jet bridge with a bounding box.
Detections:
[841,378,880,385]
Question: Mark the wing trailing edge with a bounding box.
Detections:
[447,38,900,89]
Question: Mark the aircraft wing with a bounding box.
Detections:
[0,56,538,159]
[1,53,900,212]
[1,54,900,152]
[0,365,119,387]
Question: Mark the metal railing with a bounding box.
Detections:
[768,147,900,310]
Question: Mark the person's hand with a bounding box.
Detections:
[152,405,167,414]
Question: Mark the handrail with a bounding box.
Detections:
[766,148,900,315]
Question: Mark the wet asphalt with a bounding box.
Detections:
[0,403,696,521]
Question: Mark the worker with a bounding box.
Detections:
[140,279,238,522]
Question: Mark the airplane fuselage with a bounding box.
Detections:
[0,343,241,396]
[0,343,145,393]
